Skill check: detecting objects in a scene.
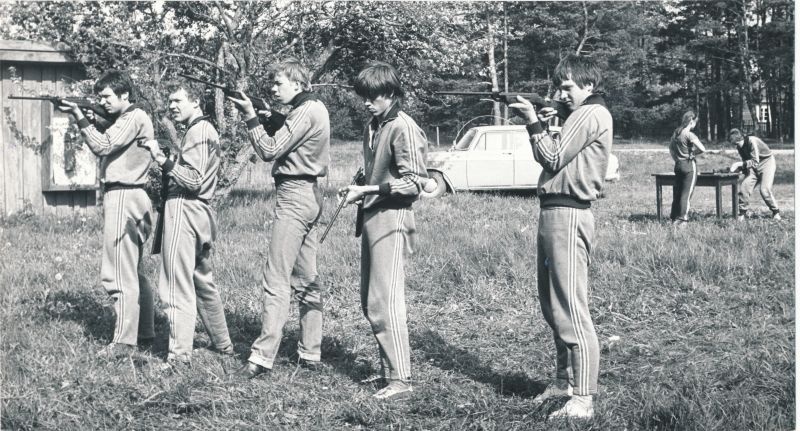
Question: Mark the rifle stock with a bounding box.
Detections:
[435,91,570,119]
[150,139,172,255]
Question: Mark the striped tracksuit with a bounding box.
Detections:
[244,92,331,370]
[736,136,779,216]
[77,106,155,346]
[669,128,703,221]
[360,103,428,382]
[527,94,613,396]
[157,116,232,362]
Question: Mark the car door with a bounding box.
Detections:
[466,131,514,188]
[512,131,542,187]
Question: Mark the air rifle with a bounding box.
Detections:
[435,91,570,120]
[178,73,285,135]
[320,167,365,244]
[8,95,115,126]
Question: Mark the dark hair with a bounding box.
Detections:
[353,61,405,100]
[271,58,312,92]
[552,54,602,90]
[728,128,744,142]
[672,110,697,141]
[93,70,134,97]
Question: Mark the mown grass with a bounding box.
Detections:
[1,140,794,430]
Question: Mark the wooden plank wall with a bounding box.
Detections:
[1,60,96,217]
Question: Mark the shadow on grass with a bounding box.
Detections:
[469,189,539,199]
[40,289,171,356]
[626,213,662,222]
[411,328,547,397]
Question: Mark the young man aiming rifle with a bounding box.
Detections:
[509,54,612,419]
[139,81,233,366]
[57,71,156,358]
[227,59,331,379]
[727,128,781,220]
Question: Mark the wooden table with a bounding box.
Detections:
[652,172,740,220]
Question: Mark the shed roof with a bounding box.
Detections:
[0,40,76,63]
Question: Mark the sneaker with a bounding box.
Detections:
[736,214,746,221]
[97,343,136,359]
[533,382,573,404]
[297,358,326,372]
[372,380,413,400]
[772,212,782,221]
[548,395,594,420]
[158,358,191,372]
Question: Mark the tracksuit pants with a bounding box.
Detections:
[670,159,697,221]
[100,188,154,346]
[537,206,599,396]
[158,197,232,362]
[360,206,415,382]
[249,177,323,369]
[739,156,779,215]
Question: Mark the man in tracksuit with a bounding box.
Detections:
[728,128,781,220]
[510,54,612,419]
[140,82,233,365]
[340,62,428,400]
[58,71,155,358]
[228,59,331,379]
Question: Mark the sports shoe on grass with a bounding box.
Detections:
[372,380,413,400]
[548,395,594,420]
[772,212,782,220]
[97,343,136,359]
[533,382,573,404]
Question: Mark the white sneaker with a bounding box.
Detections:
[372,380,413,400]
[772,212,782,221]
[533,382,573,404]
[548,395,594,420]
[736,214,746,221]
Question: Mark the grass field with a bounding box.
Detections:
[1,140,794,430]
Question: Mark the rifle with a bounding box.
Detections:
[319,167,365,244]
[177,73,285,135]
[8,95,116,126]
[434,91,571,120]
[150,139,172,255]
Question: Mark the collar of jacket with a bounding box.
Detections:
[581,93,607,108]
[370,101,401,129]
[288,91,317,108]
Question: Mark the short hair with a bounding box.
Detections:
[353,62,405,100]
[552,54,602,90]
[166,80,205,104]
[271,58,312,92]
[728,128,744,142]
[94,70,134,97]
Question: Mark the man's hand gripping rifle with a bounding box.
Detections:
[320,167,365,244]
[177,73,285,135]
[8,95,115,127]
[435,91,570,120]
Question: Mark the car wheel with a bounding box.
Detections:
[420,171,447,199]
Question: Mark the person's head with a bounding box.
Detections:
[165,81,205,125]
[93,70,134,114]
[678,110,698,130]
[728,128,745,147]
[270,58,312,104]
[353,62,405,118]
[552,54,601,110]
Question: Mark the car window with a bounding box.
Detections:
[454,129,477,151]
[482,132,512,152]
[512,132,531,151]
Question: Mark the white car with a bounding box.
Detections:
[423,125,619,197]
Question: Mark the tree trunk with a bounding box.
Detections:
[215,42,227,133]
[486,15,502,125]
[737,0,760,134]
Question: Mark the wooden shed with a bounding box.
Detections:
[1,40,98,217]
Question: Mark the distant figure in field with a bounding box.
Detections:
[668,110,706,225]
[510,54,612,420]
[727,128,781,220]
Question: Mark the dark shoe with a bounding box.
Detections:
[298,358,326,371]
[234,362,269,380]
[97,343,136,359]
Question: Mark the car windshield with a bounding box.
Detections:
[453,129,477,151]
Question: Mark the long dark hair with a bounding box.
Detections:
[672,111,697,142]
